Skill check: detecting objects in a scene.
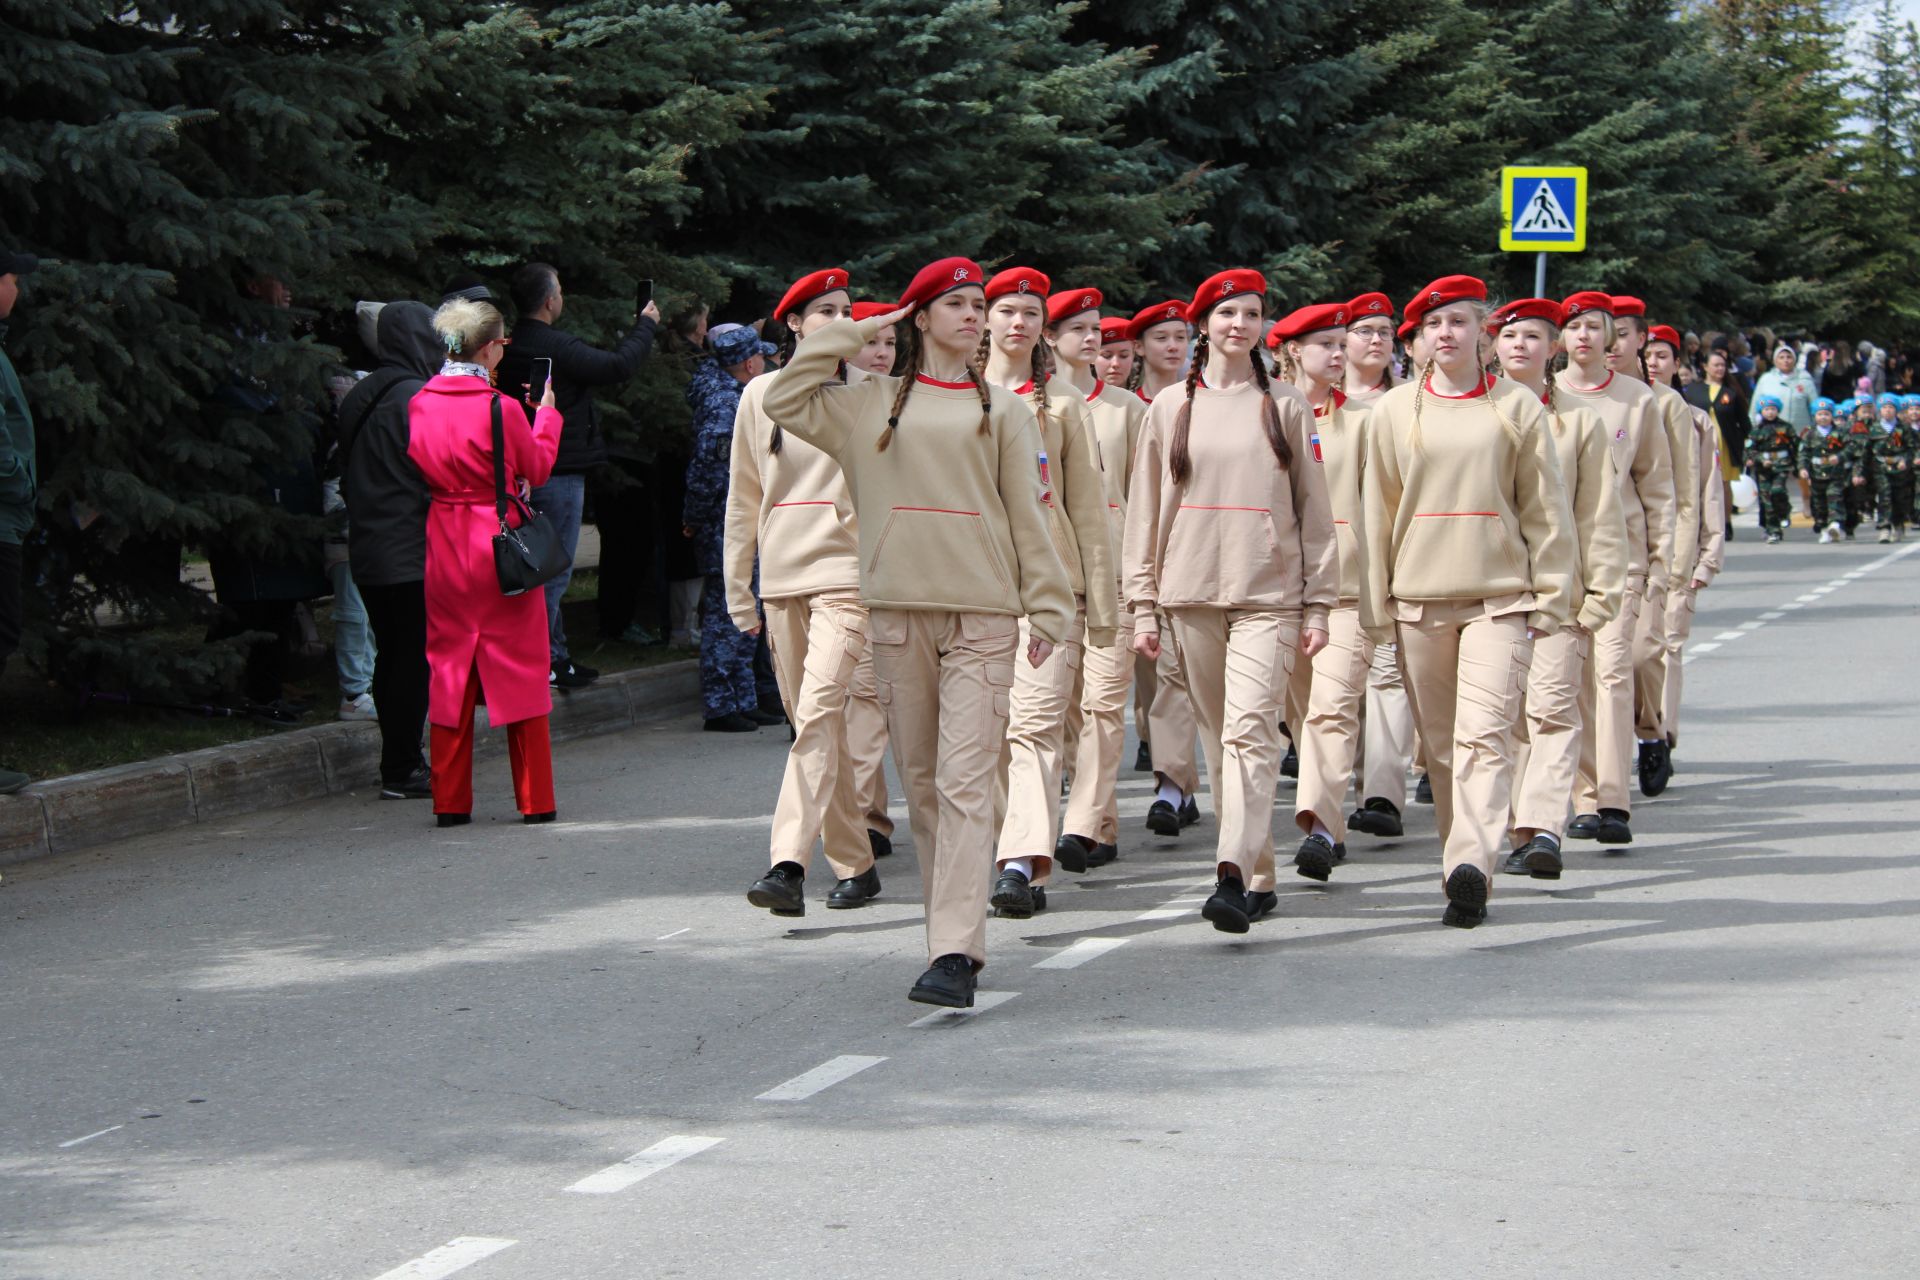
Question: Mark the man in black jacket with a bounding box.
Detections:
[336,301,442,798]
[498,264,659,688]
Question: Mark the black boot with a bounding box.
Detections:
[1054,833,1094,874]
[1347,797,1403,837]
[868,828,893,860]
[1594,808,1633,845]
[826,865,881,909]
[1519,835,1562,880]
[1442,864,1488,928]
[1202,873,1251,934]
[990,869,1036,919]
[1638,740,1673,797]
[909,954,977,1007]
[1087,841,1119,868]
[748,862,806,916]
[1134,742,1153,772]
[1146,799,1182,836]
[1294,833,1339,883]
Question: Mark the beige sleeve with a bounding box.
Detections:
[1663,394,1700,585]
[1630,394,1677,591]
[1280,393,1338,633]
[1692,413,1727,585]
[1058,397,1117,645]
[761,317,873,460]
[997,403,1075,648]
[1360,400,1401,645]
[1122,413,1167,632]
[1515,404,1577,633]
[1573,415,1628,632]
[1349,409,1380,637]
[722,385,766,633]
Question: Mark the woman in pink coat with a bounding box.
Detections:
[408,298,564,825]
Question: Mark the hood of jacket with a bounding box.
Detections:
[377,301,444,379]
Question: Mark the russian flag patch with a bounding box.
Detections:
[1309,431,1323,462]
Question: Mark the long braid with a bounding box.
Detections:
[881,323,921,452]
[1028,342,1050,437]
[1245,347,1295,470]
[1168,332,1208,483]
[1126,351,1145,392]
[974,331,993,374]
[1276,343,1300,385]
[963,362,992,436]
[1409,357,1435,455]
[1543,359,1565,437]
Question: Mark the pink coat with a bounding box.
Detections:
[407,375,563,728]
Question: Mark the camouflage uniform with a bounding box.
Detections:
[1842,417,1879,537]
[1800,420,1849,533]
[1872,415,1912,539]
[684,358,760,719]
[1745,417,1798,539]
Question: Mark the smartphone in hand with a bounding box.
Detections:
[529,356,555,405]
[636,278,654,319]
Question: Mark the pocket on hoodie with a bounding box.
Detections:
[1399,512,1526,594]
[868,507,1011,598]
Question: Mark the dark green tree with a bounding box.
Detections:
[1833,0,1920,340]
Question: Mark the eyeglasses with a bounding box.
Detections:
[1349,326,1393,343]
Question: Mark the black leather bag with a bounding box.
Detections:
[488,394,569,596]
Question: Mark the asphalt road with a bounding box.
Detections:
[4,532,1917,1280]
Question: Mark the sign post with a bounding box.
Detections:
[1500,165,1587,298]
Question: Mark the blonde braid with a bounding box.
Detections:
[1168,332,1208,483]
[963,362,992,436]
[1409,357,1435,455]
[1028,342,1050,436]
[1543,360,1565,437]
[880,324,921,452]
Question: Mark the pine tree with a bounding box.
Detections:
[1833,0,1920,340]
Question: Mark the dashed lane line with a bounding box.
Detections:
[907,989,1019,1028]
[370,1237,516,1280]
[755,1055,886,1101]
[1033,938,1129,970]
[57,1125,123,1149]
[1685,541,1920,666]
[565,1135,724,1195]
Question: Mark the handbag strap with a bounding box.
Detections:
[489,393,511,527]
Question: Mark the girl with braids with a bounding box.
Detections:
[1048,288,1149,879]
[1489,298,1627,881]
[1096,317,1137,388]
[1123,269,1338,934]
[1554,292,1675,848]
[726,269,895,920]
[1608,296,1698,798]
[1343,292,1399,405]
[1267,303,1375,884]
[1360,275,1575,928]
[1127,299,1193,404]
[762,256,1072,1008]
[973,268,1115,919]
[407,297,563,825]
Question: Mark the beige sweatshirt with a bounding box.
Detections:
[1123,376,1340,634]
[762,317,1075,646]
[1542,398,1628,631]
[1550,373,1676,591]
[1312,392,1371,607]
[1651,381,1701,589]
[1086,380,1146,588]
[1687,405,1727,587]
[1361,375,1576,636]
[1017,378,1117,645]
[723,372,861,631]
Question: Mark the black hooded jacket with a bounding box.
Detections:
[337,301,442,585]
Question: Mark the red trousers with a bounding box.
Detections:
[430,665,555,817]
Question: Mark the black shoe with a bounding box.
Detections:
[1442,864,1489,928]
[1638,740,1673,797]
[1414,775,1434,805]
[380,766,433,800]
[1146,799,1182,837]
[550,661,597,690]
[868,828,893,860]
[991,870,1036,919]
[1054,833,1094,874]
[1202,874,1251,934]
[1502,848,1532,875]
[435,812,470,828]
[1246,889,1279,922]
[748,862,806,916]
[909,954,977,1008]
[1134,742,1153,772]
[1567,813,1602,840]
[1031,885,1048,913]
[1594,808,1633,845]
[1281,744,1299,779]
[1178,796,1201,828]
[1519,836,1563,880]
[523,810,556,824]
[1087,841,1119,868]
[1347,797,1403,837]
[1294,833,1338,883]
[826,865,881,909]
[703,713,759,732]
[746,707,786,726]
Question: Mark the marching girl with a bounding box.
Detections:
[1554,292,1675,847]
[1269,303,1373,883]
[1609,297,1698,798]
[727,269,892,920]
[1360,275,1575,927]
[975,268,1115,919]
[1643,325,1725,754]
[1097,316,1138,389]
[850,300,900,376]
[762,257,1073,1007]
[1127,299,1193,403]
[1343,292,1398,404]
[1047,288,1149,876]
[1123,269,1338,933]
[1488,298,1627,880]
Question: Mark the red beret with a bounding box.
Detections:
[985,266,1051,303]
[1611,295,1647,319]
[1397,318,1416,341]
[774,268,852,322]
[1403,275,1488,328]
[1648,324,1683,351]
[1127,300,1189,341]
[1099,316,1133,347]
[1266,302,1351,348]
[898,257,985,311]
[851,300,897,323]
[1046,287,1103,325]
[1560,291,1615,319]
[1188,268,1266,322]
[1487,297,1565,332]
[1347,292,1395,321]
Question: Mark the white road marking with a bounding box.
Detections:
[566,1135,723,1194]
[1689,642,1721,654]
[1811,586,1835,594]
[1759,611,1785,620]
[1033,938,1129,970]
[1738,620,1765,630]
[1712,631,1748,641]
[371,1237,516,1280]
[908,990,1019,1028]
[1795,593,1821,602]
[57,1125,123,1149]
[1779,601,1805,610]
[756,1055,885,1101]
[1135,906,1189,921]
[656,928,690,940]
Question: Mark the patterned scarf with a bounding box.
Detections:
[440,359,490,380]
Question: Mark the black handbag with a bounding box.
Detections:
[488,394,569,596]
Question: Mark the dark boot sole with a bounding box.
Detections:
[435,813,470,828]
[1202,898,1251,934]
[1054,838,1092,874]
[1525,847,1563,879]
[1443,865,1489,928]
[1348,815,1403,838]
[825,891,877,910]
[1294,844,1334,882]
[747,886,805,917]
[908,981,975,1008]
[989,887,1035,920]
[1146,810,1182,837]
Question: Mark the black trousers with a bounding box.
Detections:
[0,539,21,678]
[208,599,298,704]
[359,579,430,787]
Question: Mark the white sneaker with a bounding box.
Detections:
[338,692,377,721]
[1826,521,1843,541]
[1817,527,1833,544]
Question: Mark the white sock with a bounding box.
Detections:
[1535,832,1561,851]
[1310,818,1333,843]
[1156,781,1184,806]
[1002,857,1033,882]
[1638,737,1662,745]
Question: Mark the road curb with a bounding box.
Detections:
[0,660,699,867]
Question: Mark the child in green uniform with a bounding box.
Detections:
[1802,397,1848,542]
[1843,399,1878,539]
[1747,395,1797,543]
[1873,393,1913,541]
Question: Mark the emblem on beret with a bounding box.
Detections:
[1082,294,1095,308]
[1429,291,1442,306]
[1220,281,1236,295]
[954,267,969,282]
[827,274,839,286]
[1165,306,1180,319]
[1335,309,1346,324]
[1017,279,1032,293]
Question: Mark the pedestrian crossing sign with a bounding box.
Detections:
[1500,166,1587,252]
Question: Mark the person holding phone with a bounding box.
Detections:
[498,264,661,690]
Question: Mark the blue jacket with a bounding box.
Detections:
[682,359,743,574]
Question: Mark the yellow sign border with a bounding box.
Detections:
[1501,165,1587,253]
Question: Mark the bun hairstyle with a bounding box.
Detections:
[433,298,504,360]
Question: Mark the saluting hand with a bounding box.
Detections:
[871,304,914,330]
[1300,627,1329,660]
